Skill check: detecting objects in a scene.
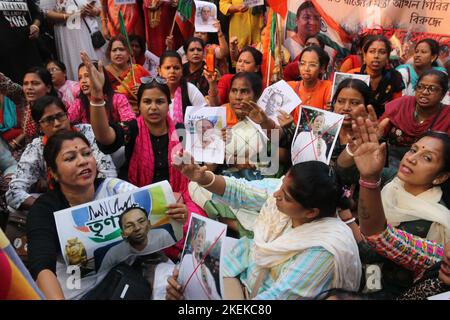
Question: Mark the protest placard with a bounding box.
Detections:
[291,106,344,165]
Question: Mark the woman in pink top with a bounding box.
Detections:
[68,62,135,124]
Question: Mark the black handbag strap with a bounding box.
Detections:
[72,0,93,35]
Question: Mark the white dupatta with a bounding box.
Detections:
[252,195,362,292]
[382,177,450,244]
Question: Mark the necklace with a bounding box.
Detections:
[414,105,429,125]
[301,81,320,105]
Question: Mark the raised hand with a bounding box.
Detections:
[241,100,268,125]
[203,67,218,84]
[352,117,386,180]
[165,35,174,50]
[351,104,390,139]
[80,51,104,101]
[213,20,221,33]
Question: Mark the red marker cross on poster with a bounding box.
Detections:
[182,228,226,293]
[292,107,343,162]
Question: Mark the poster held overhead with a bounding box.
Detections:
[194,1,218,33]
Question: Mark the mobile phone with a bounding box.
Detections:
[206,47,215,73]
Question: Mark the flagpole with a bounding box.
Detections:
[119,10,136,86]
[276,13,283,80]
[130,58,136,86]
[266,47,272,87]
[169,14,177,37]
[266,13,276,87]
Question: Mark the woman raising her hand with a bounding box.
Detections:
[351,116,450,299]
[81,52,207,261]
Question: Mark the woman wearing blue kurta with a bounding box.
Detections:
[166,158,362,300]
[396,39,447,97]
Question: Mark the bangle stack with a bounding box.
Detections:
[359,178,381,189]
[90,100,106,107]
[198,170,216,188]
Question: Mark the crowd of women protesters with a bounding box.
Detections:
[0,0,449,301]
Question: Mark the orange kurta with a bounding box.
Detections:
[224,103,238,127]
[288,80,332,124]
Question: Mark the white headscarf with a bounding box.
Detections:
[252,194,362,292]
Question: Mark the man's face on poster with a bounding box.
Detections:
[201,6,211,22]
[121,209,150,247]
[311,115,325,134]
[297,7,321,39]
[266,93,283,116]
[193,225,206,255]
[196,119,215,145]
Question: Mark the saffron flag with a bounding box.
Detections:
[0,229,44,300]
[261,9,277,87]
[176,0,195,39]
[267,0,288,18]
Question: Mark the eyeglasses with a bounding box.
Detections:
[47,67,62,73]
[39,112,68,126]
[416,84,442,94]
[299,61,319,68]
[140,76,168,85]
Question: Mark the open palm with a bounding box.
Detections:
[80,51,105,99]
[352,117,386,178]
